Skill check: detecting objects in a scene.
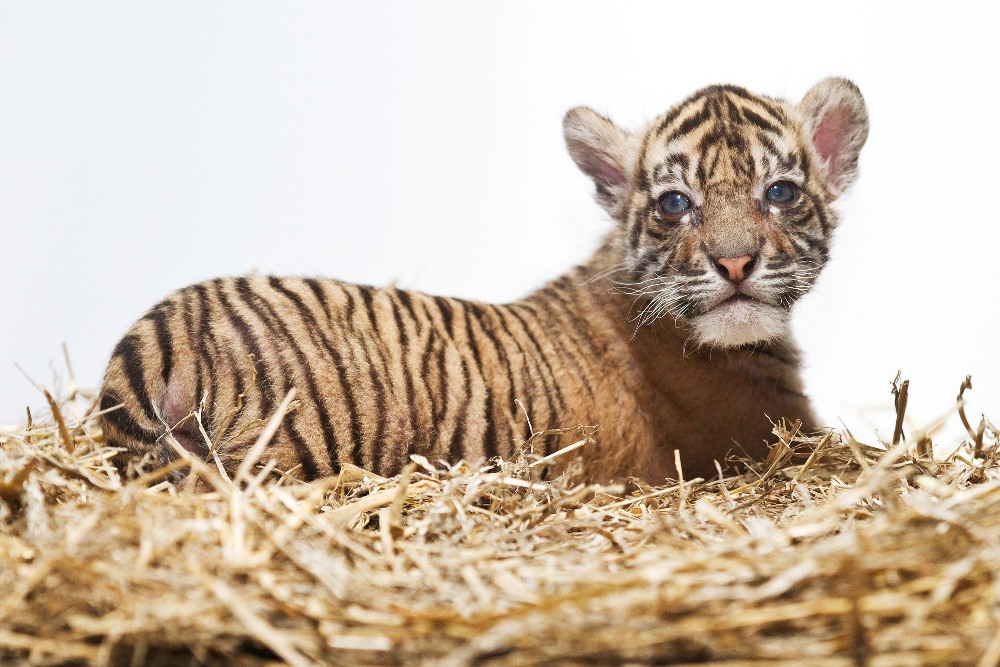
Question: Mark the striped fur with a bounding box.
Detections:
[98,78,868,483]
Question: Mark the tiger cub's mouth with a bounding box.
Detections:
[724,293,754,303]
[691,289,789,347]
[704,286,768,313]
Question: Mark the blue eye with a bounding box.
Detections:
[658,191,692,216]
[765,181,798,204]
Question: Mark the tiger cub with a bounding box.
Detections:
[98,78,868,484]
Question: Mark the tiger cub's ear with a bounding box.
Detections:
[798,77,870,200]
[563,107,637,220]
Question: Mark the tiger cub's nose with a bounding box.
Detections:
[714,255,756,283]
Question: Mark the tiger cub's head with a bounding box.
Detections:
[564,78,868,347]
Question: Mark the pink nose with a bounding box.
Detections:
[715,255,754,282]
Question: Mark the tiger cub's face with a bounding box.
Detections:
[564,78,868,347]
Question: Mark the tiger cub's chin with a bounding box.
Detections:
[690,300,790,348]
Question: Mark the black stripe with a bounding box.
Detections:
[434,298,472,454]
[272,277,323,331]
[665,105,713,143]
[540,286,604,364]
[143,303,174,385]
[627,207,645,253]
[491,310,535,443]
[654,84,779,137]
[653,99,692,136]
[777,153,801,174]
[215,280,321,478]
[653,87,720,136]
[794,149,811,181]
[433,334,449,425]
[652,153,691,185]
[645,226,668,242]
[433,296,454,332]
[741,107,782,135]
[711,85,756,101]
[111,334,159,425]
[302,279,363,471]
[395,288,415,316]
[337,286,377,461]
[717,94,741,128]
[723,127,748,154]
[213,281,275,421]
[474,306,519,459]
[524,293,597,402]
[99,388,161,443]
[389,290,419,442]
[411,298,444,426]
[710,86,787,120]
[808,192,831,234]
[201,285,239,444]
[183,290,207,422]
[179,292,203,416]
[352,286,392,473]
[269,277,355,468]
[418,305,440,419]
[787,209,814,227]
[767,255,795,278]
[788,235,812,257]
[696,139,722,183]
[236,277,331,477]
[749,97,788,125]
[503,306,563,432]
[192,284,219,429]
[358,285,378,326]
[448,357,473,463]
[635,134,652,192]
[755,132,781,159]
[286,421,323,480]
[460,303,494,459]
[632,244,662,276]
[509,304,569,411]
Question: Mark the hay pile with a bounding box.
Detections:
[2,379,1000,666]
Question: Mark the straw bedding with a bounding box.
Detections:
[1,378,999,666]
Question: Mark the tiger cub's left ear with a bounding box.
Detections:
[798,77,870,200]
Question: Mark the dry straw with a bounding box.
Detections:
[1,374,999,666]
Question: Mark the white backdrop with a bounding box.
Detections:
[2,1,997,446]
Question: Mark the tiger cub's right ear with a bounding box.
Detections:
[563,107,637,220]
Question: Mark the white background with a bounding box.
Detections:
[1,2,997,447]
